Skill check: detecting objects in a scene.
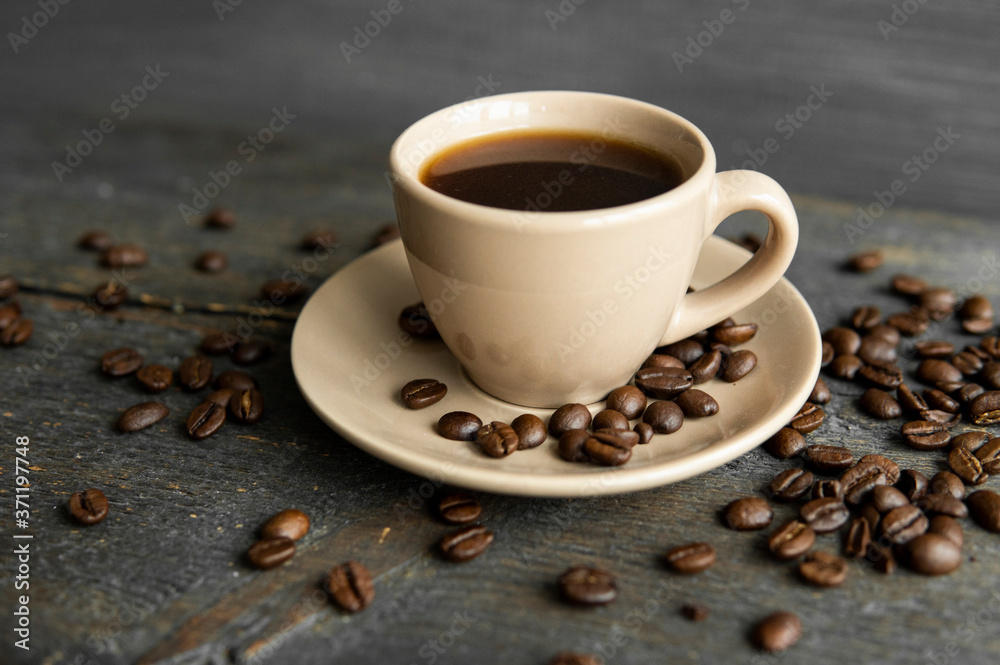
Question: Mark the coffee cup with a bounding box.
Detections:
[388,91,798,407]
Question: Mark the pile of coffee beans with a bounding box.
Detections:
[0,275,33,347]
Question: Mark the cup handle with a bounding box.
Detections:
[659,170,799,345]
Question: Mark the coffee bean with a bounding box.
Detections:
[823,327,861,356]
[880,504,928,545]
[916,359,963,385]
[641,353,686,369]
[658,339,704,364]
[247,537,295,569]
[204,208,237,229]
[859,361,904,390]
[301,228,338,250]
[722,497,772,531]
[800,497,849,534]
[440,524,493,562]
[592,409,629,431]
[903,533,962,576]
[674,389,719,417]
[178,355,213,391]
[549,653,601,665]
[918,408,961,427]
[232,339,271,365]
[868,324,901,346]
[966,490,1000,533]
[605,385,647,419]
[642,400,684,434]
[118,401,169,432]
[919,287,957,319]
[712,322,757,346]
[68,488,109,525]
[866,541,897,574]
[804,445,854,473]
[929,470,966,500]
[847,249,882,272]
[584,429,638,466]
[477,422,518,458]
[851,306,882,330]
[0,302,21,330]
[896,383,928,414]
[509,414,546,449]
[688,349,723,384]
[93,280,128,309]
[326,561,374,612]
[102,243,148,268]
[959,294,994,320]
[799,550,848,587]
[962,317,994,334]
[859,454,901,485]
[680,604,710,622]
[719,349,757,382]
[915,493,968,519]
[844,518,871,559]
[634,366,694,398]
[914,340,954,359]
[438,493,481,524]
[981,362,1000,390]
[859,388,901,419]
[0,318,33,346]
[969,390,1000,425]
[260,278,309,304]
[768,521,815,560]
[922,388,960,414]
[200,330,239,355]
[101,347,144,377]
[214,369,256,391]
[398,303,439,339]
[259,509,311,542]
[194,250,227,273]
[400,378,447,409]
[891,273,927,296]
[752,611,802,653]
[633,422,654,444]
[981,336,1000,358]
[809,378,832,405]
[770,468,814,501]
[764,427,806,459]
[828,354,863,380]
[872,485,909,513]
[789,403,825,434]
[208,389,245,409]
[78,229,114,251]
[951,430,992,454]
[840,462,887,505]
[435,411,483,442]
[928,515,964,547]
[230,388,265,424]
[948,447,988,485]
[558,429,591,462]
[549,403,592,436]
[821,341,834,366]
[665,542,716,574]
[858,337,898,367]
[974,437,1000,474]
[887,310,929,336]
[812,479,843,501]
[862,502,882,533]
[952,350,984,377]
[897,469,929,501]
[954,382,986,406]
[901,420,951,450]
[136,364,172,393]
[186,401,226,439]
[558,566,617,605]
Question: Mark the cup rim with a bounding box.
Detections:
[388,90,717,231]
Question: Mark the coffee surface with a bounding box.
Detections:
[420,130,684,211]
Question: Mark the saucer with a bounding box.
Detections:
[290,237,821,497]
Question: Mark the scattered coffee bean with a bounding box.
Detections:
[789,403,825,434]
[680,604,710,622]
[229,388,264,424]
[929,470,966,500]
[642,400,684,434]
[859,388,901,419]
[438,493,482,524]
[641,353,686,369]
[928,515,964,547]
[438,412,483,441]
[852,305,882,330]
[301,228,338,250]
[981,362,1000,390]
[823,327,861,356]
[658,339,704,364]
[0,318,33,346]
[914,493,968,519]
[919,287,957,319]
[605,385,647,419]
[951,430,992,454]
[752,611,802,653]
[799,550,848,587]
[688,349,723,384]
[800,497,849,534]
[872,485,909,513]
[916,359,963,385]
[887,310,929,336]
[840,462,887,505]
[903,533,961,576]
[974,437,1000,474]
[901,420,951,450]
[101,347,144,377]
[558,566,617,606]
[400,378,447,409]
[665,542,716,574]
[891,273,927,296]
[897,383,928,413]
[215,369,256,391]
[549,403,592,437]
[952,350,984,377]
[326,561,375,612]
[194,250,227,273]
[204,208,237,229]
[914,340,954,359]
[981,337,1000,358]
[722,497,773,531]
[804,445,854,473]
[186,401,226,439]
[770,468,814,502]
[859,454,901,485]
[558,429,591,462]
[584,429,638,466]
[477,422,519,458]
[93,280,128,309]
[260,278,309,303]
[948,447,988,485]
[880,504,929,545]
[232,339,271,365]
[634,366,694,398]
[812,479,843,501]
[712,322,757,345]
[868,324,901,346]
[68,488,109,525]
[675,389,719,417]
[78,229,114,251]
[0,302,21,330]
[510,414,547,449]
[962,317,994,334]
[633,422,654,445]
[954,382,986,406]
[858,362,903,390]
[969,391,1000,425]
[764,427,806,459]
[843,518,871,559]
[821,341,835,366]
[866,541,897,574]
[178,355,213,391]
[959,294,994,320]
[897,469,929,501]
[810,378,832,404]
[768,521,815,560]
[102,243,148,268]
[398,303,439,339]
[248,538,295,569]
[828,354,863,379]
[200,330,239,355]
[136,364,173,393]
[719,349,757,382]
[259,509,310,542]
[922,388,960,414]
[592,409,629,431]
[440,524,494,562]
[118,401,169,432]
[846,250,882,272]
[966,490,1000,533]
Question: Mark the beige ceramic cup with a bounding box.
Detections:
[389,91,798,408]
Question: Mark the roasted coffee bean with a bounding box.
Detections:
[799,550,848,587]
[840,463,887,505]
[674,389,719,417]
[962,316,994,334]
[440,524,493,562]
[0,318,33,346]
[204,207,237,229]
[769,468,814,501]
[68,488,109,525]
[215,369,256,391]
[821,341,835,366]
[951,430,992,454]
[194,250,227,273]
[558,429,591,462]
[633,422,654,445]
[859,388,901,419]
[752,611,802,653]
[186,401,226,439]
[966,345,993,361]
[200,330,239,355]
[897,469,929,502]
[919,287,957,319]
[828,354,863,380]
[887,310,929,336]
[810,378,832,405]
[768,521,815,560]
[948,447,988,485]
[232,339,271,365]
[858,362,903,390]
[859,338,899,368]
[896,384,928,413]
[549,403,592,436]
[719,349,757,382]
[981,362,1000,390]
[800,497,849,534]
[872,485,909,513]
[901,420,951,450]
[136,364,172,393]
[952,350,984,377]
[934,380,968,395]
[789,403,825,434]
[509,414,546,449]
[549,652,601,665]
[930,470,966,500]
[868,324,901,346]
[959,294,994,320]
[641,353,685,369]
[400,378,447,409]
[326,561,374,612]
[764,427,806,459]
[922,389,960,414]
[981,336,1000,358]
[664,542,716,574]
[438,411,484,441]
[712,322,757,346]
[229,388,264,424]
[914,340,954,359]
[102,243,148,268]
[859,454,901,485]
[247,538,295,569]
[584,429,638,466]
[178,355,213,391]
[804,445,854,473]
[722,497,773,531]
[812,479,843,501]
[955,382,986,406]
[78,229,114,251]
[891,273,927,296]
[918,409,961,427]
[398,303,439,339]
[634,366,693,399]
[823,327,861,356]
[967,490,1000,533]
[260,278,309,303]
[688,349,722,384]
[657,339,704,365]
[0,302,21,329]
[259,509,310,541]
[880,504,928,545]
[851,306,882,331]
[605,385,647,419]
[93,280,128,309]
[866,541,897,574]
[477,422,519,458]
[373,222,400,246]
[917,359,963,385]
[558,566,617,605]
[642,400,684,434]
[592,409,629,431]
[438,493,481,524]
[974,437,1000,474]
[844,518,871,559]
[680,604,710,622]
[915,493,968,519]
[847,249,883,272]
[903,534,961,576]
[301,228,338,250]
[969,391,1000,425]
[928,515,964,547]
[101,347,144,377]
[118,401,169,432]
[863,502,882,532]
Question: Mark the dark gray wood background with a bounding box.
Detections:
[2,1,1000,664]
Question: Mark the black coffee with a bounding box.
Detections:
[420,130,684,211]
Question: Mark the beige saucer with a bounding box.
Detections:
[290,237,821,497]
